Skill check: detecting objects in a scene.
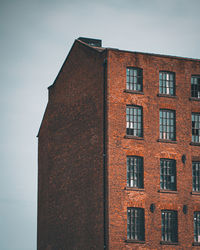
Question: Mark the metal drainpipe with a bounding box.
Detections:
[103,54,107,250]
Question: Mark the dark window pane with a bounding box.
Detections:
[126,106,143,137]
[192,113,200,143]
[161,210,178,242]
[159,72,175,96]
[193,162,200,191]
[194,212,200,242]
[159,110,176,140]
[160,159,176,191]
[191,76,200,98]
[127,156,143,188]
[126,67,143,91]
[127,208,145,241]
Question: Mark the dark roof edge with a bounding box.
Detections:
[107,48,200,62]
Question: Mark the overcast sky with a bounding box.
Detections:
[1,0,200,249]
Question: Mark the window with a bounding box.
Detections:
[127,156,143,188]
[191,76,200,98]
[192,113,200,143]
[193,162,200,192]
[127,207,145,241]
[126,67,143,91]
[126,106,143,137]
[159,109,176,140]
[194,212,200,243]
[159,72,175,96]
[161,210,178,243]
[160,159,176,191]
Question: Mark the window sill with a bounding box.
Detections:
[125,135,144,140]
[124,89,144,95]
[157,139,177,144]
[160,241,178,245]
[157,94,177,99]
[189,97,200,102]
[191,191,200,195]
[193,242,200,246]
[190,142,200,146]
[158,190,178,194]
[125,187,145,191]
[125,240,145,244]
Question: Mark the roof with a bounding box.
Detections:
[77,38,200,62]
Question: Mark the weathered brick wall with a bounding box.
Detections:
[38,41,200,249]
[107,50,200,249]
[38,41,106,250]
[37,132,50,250]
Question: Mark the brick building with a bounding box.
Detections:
[37,37,200,249]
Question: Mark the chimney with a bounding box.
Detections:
[78,37,102,47]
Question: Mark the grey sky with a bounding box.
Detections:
[1,0,200,249]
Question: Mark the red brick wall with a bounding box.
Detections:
[38,41,200,249]
[107,50,200,249]
[38,41,106,249]
[37,133,50,249]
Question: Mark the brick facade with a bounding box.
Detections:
[38,38,200,249]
